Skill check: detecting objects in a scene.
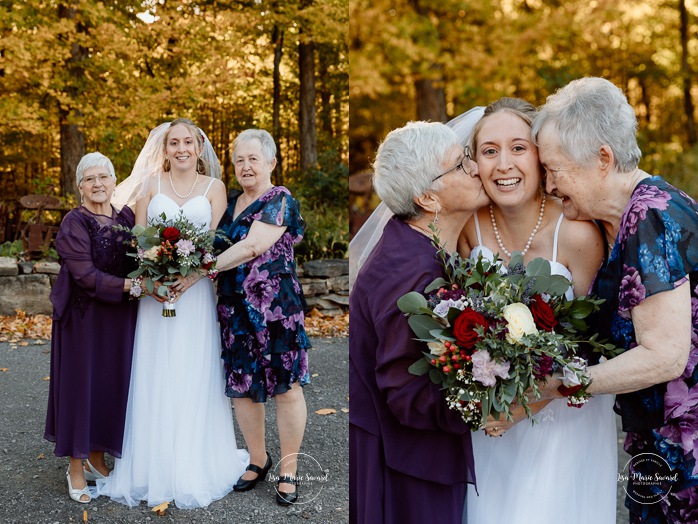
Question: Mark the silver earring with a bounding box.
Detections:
[434,208,439,223]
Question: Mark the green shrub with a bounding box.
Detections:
[0,240,25,259]
[295,204,349,266]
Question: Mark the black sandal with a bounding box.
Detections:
[233,452,272,492]
[275,474,298,505]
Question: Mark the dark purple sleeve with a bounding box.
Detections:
[55,212,126,304]
[374,295,469,435]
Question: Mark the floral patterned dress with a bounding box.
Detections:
[215,186,311,403]
[593,176,698,523]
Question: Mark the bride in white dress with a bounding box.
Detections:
[455,99,617,524]
[98,119,248,508]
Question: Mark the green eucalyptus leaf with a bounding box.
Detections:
[408,358,430,376]
[548,276,573,296]
[408,315,443,340]
[509,252,524,268]
[425,277,448,293]
[526,257,552,276]
[429,368,442,384]
[397,292,428,314]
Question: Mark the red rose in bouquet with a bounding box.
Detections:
[530,295,558,332]
[162,227,181,243]
[453,308,489,350]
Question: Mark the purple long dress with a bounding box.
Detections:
[44,205,138,458]
[349,217,476,524]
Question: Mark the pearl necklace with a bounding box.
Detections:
[168,172,199,199]
[489,194,546,258]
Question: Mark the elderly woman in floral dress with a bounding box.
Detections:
[214,128,311,506]
[533,77,698,523]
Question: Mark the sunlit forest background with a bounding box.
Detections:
[0,0,348,263]
[349,0,698,236]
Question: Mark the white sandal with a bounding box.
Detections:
[83,459,107,482]
[66,469,91,504]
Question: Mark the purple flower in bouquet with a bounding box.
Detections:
[175,238,195,256]
[471,350,510,387]
[533,354,554,380]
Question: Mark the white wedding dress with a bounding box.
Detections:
[98,177,249,509]
[466,213,617,524]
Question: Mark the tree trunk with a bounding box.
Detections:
[679,0,696,145]
[59,112,84,199]
[272,24,284,186]
[299,35,317,172]
[58,1,85,200]
[318,44,334,139]
[414,70,447,122]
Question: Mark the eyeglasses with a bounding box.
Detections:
[433,146,474,182]
[81,174,113,185]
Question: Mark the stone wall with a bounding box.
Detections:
[0,258,59,316]
[0,257,349,317]
[298,259,349,317]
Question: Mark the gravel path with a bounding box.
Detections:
[0,337,348,523]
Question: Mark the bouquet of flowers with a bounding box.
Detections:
[119,212,219,317]
[397,236,619,430]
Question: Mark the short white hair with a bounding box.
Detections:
[76,152,116,186]
[532,77,641,173]
[372,121,459,220]
[232,129,277,164]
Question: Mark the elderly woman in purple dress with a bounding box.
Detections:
[350,120,489,523]
[213,129,311,506]
[44,152,138,503]
[533,77,698,523]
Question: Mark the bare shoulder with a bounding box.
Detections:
[558,215,604,281]
[559,217,603,251]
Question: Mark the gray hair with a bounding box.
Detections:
[232,129,277,164]
[76,152,116,186]
[372,121,459,220]
[531,77,641,173]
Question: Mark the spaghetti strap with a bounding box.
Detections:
[551,213,564,262]
[203,178,216,197]
[473,212,484,246]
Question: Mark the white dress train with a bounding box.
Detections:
[466,213,617,524]
[98,178,249,508]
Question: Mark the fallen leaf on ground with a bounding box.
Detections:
[83,509,88,522]
[0,310,53,342]
[37,453,45,459]
[0,368,8,372]
[315,408,337,415]
[341,408,349,413]
[304,309,348,338]
[43,376,50,381]
[311,373,319,378]
[152,501,169,515]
